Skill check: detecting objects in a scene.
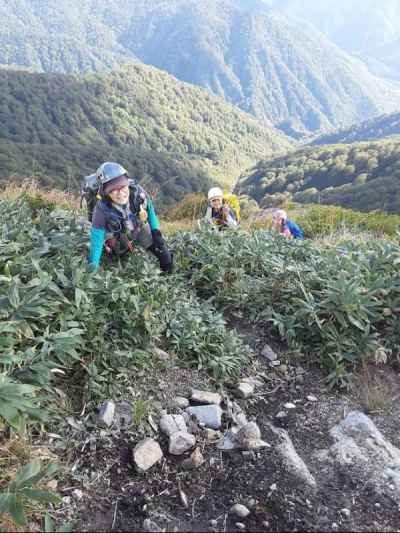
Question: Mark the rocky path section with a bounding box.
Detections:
[56,340,400,532]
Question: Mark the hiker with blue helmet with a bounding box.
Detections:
[88,162,173,273]
[272,209,304,240]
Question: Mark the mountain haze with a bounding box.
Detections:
[1,0,400,135]
[0,63,289,204]
[276,0,400,81]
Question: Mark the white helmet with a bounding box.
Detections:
[273,209,287,222]
[208,187,223,201]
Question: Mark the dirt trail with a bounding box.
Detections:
[57,322,400,532]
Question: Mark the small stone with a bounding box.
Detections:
[173,397,189,409]
[269,483,277,491]
[262,520,270,528]
[72,489,83,500]
[277,364,288,374]
[261,344,277,362]
[236,422,261,443]
[284,402,296,409]
[186,405,223,430]
[247,498,257,508]
[230,503,251,518]
[98,400,115,427]
[242,377,264,388]
[62,496,71,505]
[205,428,221,441]
[242,450,256,460]
[182,447,204,469]
[209,519,218,527]
[307,395,317,402]
[375,503,381,509]
[47,479,58,491]
[275,411,287,419]
[159,414,187,436]
[169,431,196,455]
[143,518,162,532]
[332,523,339,530]
[270,360,281,367]
[236,382,255,399]
[133,438,163,472]
[154,347,170,360]
[190,389,222,405]
[235,524,246,531]
[340,508,350,518]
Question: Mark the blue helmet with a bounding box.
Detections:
[96,162,128,187]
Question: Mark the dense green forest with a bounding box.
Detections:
[236,138,400,213]
[311,111,400,146]
[2,0,400,135]
[0,63,288,205]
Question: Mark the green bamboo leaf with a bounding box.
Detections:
[44,513,55,533]
[21,489,61,504]
[13,460,42,489]
[9,494,26,526]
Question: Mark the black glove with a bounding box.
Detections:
[151,229,165,250]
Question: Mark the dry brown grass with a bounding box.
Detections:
[0,179,80,210]
[353,366,394,414]
[161,218,197,234]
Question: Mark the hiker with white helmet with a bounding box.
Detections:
[272,209,304,240]
[87,162,173,273]
[204,187,238,229]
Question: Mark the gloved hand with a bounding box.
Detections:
[139,206,148,223]
[151,229,165,250]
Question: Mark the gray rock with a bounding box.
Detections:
[230,503,251,518]
[218,422,269,451]
[284,402,296,410]
[186,405,223,430]
[261,344,277,362]
[143,518,163,532]
[204,428,222,442]
[115,400,133,428]
[270,360,281,367]
[154,347,170,360]
[98,401,115,427]
[307,395,317,402]
[190,389,222,405]
[173,396,189,409]
[329,411,400,503]
[340,508,351,518]
[169,431,196,455]
[275,411,287,419]
[242,376,264,388]
[236,382,255,399]
[133,438,163,472]
[159,414,187,436]
[235,524,246,531]
[265,423,317,489]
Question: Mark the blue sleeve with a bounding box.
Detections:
[89,227,106,268]
[146,199,160,231]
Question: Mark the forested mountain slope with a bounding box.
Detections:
[0,63,289,205]
[1,0,400,135]
[236,138,400,213]
[311,111,400,146]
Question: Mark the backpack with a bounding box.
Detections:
[80,174,145,222]
[80,173,99,222]
[223,192,241,222]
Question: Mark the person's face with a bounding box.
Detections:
[210,197,223,209]
[108,185,130,204]
[272,215,283,227]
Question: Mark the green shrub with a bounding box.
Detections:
[293,204,400,238]
[172,227,400,388]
